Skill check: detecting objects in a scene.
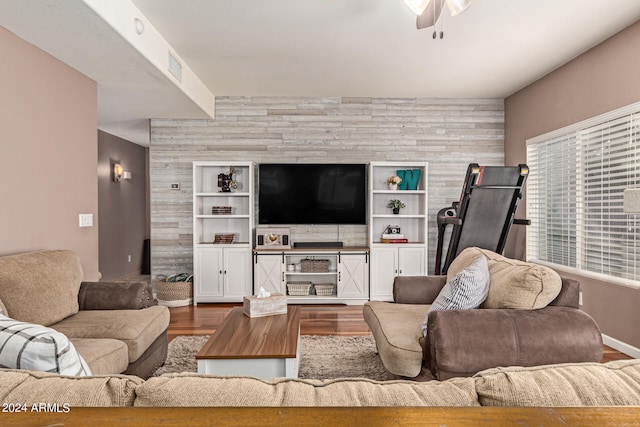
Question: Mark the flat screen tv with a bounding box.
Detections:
[258,163,367,225]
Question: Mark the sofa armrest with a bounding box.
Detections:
[425,306,603,380]
[393,275,447,304]
[78,281,157,310]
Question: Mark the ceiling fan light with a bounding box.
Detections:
[445,0,471,16]
[404,0,431,15]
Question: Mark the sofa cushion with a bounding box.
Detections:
[474,360,640,406]
[135,374,479,407]
[0,315,91,376]
[422,255,490,336]
[71,338,129,375]
[447,247,562,309]
[362,301,428,378]
[0,250,82,326]
[51,305,169,363]
[0,369,142,407]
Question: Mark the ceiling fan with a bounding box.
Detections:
[404,0,472,38]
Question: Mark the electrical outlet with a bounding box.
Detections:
[579,291,583,306]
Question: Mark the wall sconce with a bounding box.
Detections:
[113,163,123,183]
[113,164,131,182]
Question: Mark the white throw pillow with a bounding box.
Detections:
[0,315,91,376]
[422,255,490,336]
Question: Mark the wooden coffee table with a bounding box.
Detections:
[196,305,300,379]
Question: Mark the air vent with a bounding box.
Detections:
[168,52,182,82]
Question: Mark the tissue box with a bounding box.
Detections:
[243,293,287,318]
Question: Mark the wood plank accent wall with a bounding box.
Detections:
[149,97,504,277]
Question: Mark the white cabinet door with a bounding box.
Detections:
[194,247,223,300]
[223,247,252,298]
[398,247,426,277]
[337,254,369,299]
[254,254,284,295]
[369,247,397,301]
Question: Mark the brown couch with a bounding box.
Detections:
[364,249,603,380]
[0,250,169,379]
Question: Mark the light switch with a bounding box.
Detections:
[79,214,93,227]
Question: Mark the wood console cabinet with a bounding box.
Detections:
[254,248,369,305]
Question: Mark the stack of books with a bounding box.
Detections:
[380,233,408,243]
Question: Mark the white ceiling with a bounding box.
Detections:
[1,0,640,145]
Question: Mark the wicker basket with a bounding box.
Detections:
[287,281,312,296]
[313,283,335,296]
[156,280,193,307]
[300,258,330,273]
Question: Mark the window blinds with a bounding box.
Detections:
[527,107,640,285]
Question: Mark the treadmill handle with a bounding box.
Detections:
[513,218,531,225]
[444,217,463,225]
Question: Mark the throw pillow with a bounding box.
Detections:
[0,315,91,376]
[447,247,562,310]
[422,255,490,336]
[0,298,7,317]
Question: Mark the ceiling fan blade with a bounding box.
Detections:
[416,0,445,29]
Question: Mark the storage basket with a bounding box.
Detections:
[155,278,193,307]
[300,258,330,273]
[287,281,312,296]
[313,283,335,296]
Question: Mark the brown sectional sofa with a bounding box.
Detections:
[364,248,604,379]
[0,250,170,378]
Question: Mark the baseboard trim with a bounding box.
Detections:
[602,334,640,359]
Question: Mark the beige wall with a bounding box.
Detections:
[0,27,99,280]
[98,130,148,280]
[504,20,640,351]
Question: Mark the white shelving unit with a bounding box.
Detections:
[193,161,254,303]
[254,248,369,305]
[369,161,429,301]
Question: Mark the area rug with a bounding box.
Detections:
[152,334,395,381]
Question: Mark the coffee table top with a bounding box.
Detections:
[196,305,300,360]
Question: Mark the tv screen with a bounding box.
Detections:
[258,163,366,225]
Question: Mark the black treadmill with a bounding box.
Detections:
[434,163,530,275]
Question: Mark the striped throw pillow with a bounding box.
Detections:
[422,255,490,336]
[0,315,91,376]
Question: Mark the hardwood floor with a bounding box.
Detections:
[166,303,631,363]
[167,304,371,340]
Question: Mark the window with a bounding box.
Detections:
[526,103,640,287]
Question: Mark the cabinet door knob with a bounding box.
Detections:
[219,270,222,275]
